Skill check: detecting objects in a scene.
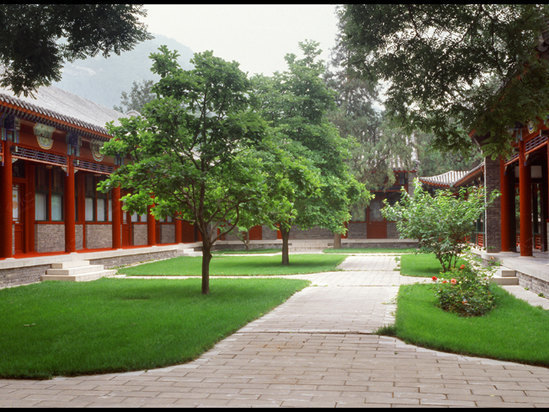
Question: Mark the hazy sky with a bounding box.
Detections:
[142,4,340,76]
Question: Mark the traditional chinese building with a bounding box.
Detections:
[0,85,199,262]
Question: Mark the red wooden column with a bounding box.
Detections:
[112,186,121,249]
[147,204,156,246]
[499,158,512,251]
[175,218,183,243]
[0,139,12,258]
[64,157,76,253]
[518,139,533,256]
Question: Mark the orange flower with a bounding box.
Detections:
[432,276,437,281]
[451,278,457,285]
[460,264,465,270]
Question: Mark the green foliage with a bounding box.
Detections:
[0,4,151,96]
[326,42,416,191]
[338,4,549,157]
[252,40,370,243]
[100,47,268,293]
[432,255,496,317]
[113,79,155,113]
[382,179,498,272]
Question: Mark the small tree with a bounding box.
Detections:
[381,179,498,272]
[100,47,267,295]
[252,41,370,264]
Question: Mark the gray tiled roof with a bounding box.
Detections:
[419,163,484,188]
[0,85,130,138]
[418,170,471,188]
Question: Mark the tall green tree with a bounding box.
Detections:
[100,47,267,294]
[114,79,155,113]
[338,4,549,157]
[0,4,151,96]
[253,41,370,262]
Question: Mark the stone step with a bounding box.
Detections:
[50,260,90,269]
[500,268,517,277]
[45,264,106,276]
[42,269,117,282]
[492,267,519,285]
[492,276,520,285]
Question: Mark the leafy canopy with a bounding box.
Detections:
[338,4,549,157]
[0,4,151,96]
[100,46,268,294]
[382,180,498,272]
[252,41,370,236]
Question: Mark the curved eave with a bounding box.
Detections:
[0,94,113,141]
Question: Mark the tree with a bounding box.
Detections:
[113,79,155,113]
[338,4,549,157]
[252,41,369,263]
[381,179,498,272]
[325,36,414,191]
[100,47,267,295]
[414,130,484,177]
[0,4,151,96]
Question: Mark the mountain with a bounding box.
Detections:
[53,34,194,110]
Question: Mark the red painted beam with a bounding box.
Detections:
[64,156,75,253]
[112,186,121,249]
[0,140,12,258]
[518,140,533,256]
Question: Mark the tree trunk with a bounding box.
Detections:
[333,233,342,249]
[281,228,290,265]
[201,236,212,295]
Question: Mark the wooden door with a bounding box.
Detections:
[248,225,262,240]
[366,196,387,239]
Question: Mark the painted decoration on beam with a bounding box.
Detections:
[527,121,536,135]
[34,123,55,150]
[90,139,104,162]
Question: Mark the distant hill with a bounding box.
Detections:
[53,34,194,110]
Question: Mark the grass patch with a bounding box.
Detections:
[212,248,281,255]
[399,253,465,277]
[119,254,346,276]
[0,278,309,379]
[323,248,419,254]
[390,283,549,366]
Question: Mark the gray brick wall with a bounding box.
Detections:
[159,224,175,244]
[0,264,50,288]
[35,224,64,253]
[86,224,112,249]
[347,222,366,239]
[132,224,148,246]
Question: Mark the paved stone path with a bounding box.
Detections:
[2,255,549,407]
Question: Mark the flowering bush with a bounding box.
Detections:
[432,257,496,317]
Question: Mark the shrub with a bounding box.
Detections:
[432,253,496,317]
[381,179,499,272]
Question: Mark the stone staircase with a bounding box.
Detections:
[41,260,117,282]
[492,267,519,285]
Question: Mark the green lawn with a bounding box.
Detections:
[324,247,419,254]
[0,278,309,379]
[212,248,281,255]
[119,254,346,276]
[389,283,549,366]
[399,252,467,277]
